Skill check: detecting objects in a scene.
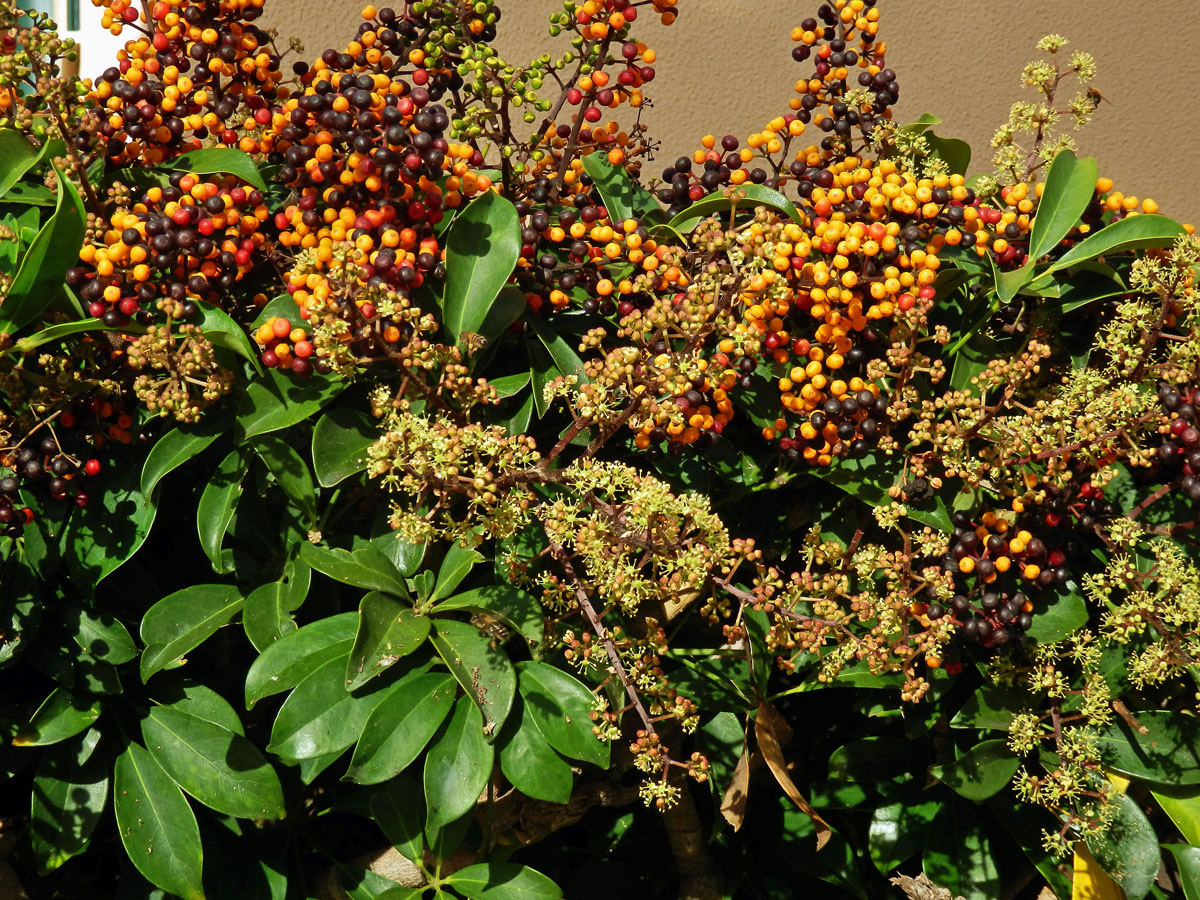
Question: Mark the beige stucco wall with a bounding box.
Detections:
[263,0,1200,223]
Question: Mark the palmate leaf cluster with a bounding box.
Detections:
[1,2,1200,900]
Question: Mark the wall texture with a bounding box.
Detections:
[261,0,1200,223]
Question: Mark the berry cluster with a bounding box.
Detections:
[69,172,270,327]
[944,510,1069,590]
[1156,381,1200,502]
[89,0,286,165]
[253,316,318,376]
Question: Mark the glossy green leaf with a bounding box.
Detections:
[66,460,158,584]
[1152,784,1200,845]
[950,684,1025,731]
[1029,151,1100,261]
[524,312,588,382]
[267,654,393,766]
[423,696,494,830]
[158,683,245,735]
[236,367,346,440]
[312,407,376,488]
[253,433,317,523]
[922,804,1000,900]
[445,862,562,900]
[667,183,801,232]
[0,128,39,198]
[498,699,573,804]
[367,530,426,578]
[580,151,661,224]
[489,371,530,399]
[195,302,261,370]
[815,451,951,531]
[429,619,516,739]
[827,737,923,782]
[345,592,429,690]
[14,688,102,747]
[300,542,410,598]
[432,585,544,649]
[1044,213,1186,276]
[932,739,1020,801]
[141,704,284,819]
[169,147,267,191]
[924,132,971,176]
[867,799,939,874]
[7,317,143,355]
[140,585,244,682]
[1025,590,1089,643]
[478,284,527,347]
[345,672,455,784]
[443,191,520,344]
[368,774,424,864]
[1166,845,1200,900]
[517,662,608,768]
[243,558,310,652]
[140,418,226,497]
[1096,711,1200,786]
[1086,791,1160,900]
[245,612,357,708]
[30,728,109,873]
[197,447,247,573]
[0,165,86,334]
[113,742,205,900]
[432,542,483,602]
[69,607,138,665]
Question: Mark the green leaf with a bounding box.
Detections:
[367,529,426,578]
[867,799,940,874]
[995,259,1035,305]
[0,127,40,198]
[498,699,573,804]
[1152,785,1200,845]
[245,613,358,709]
[1024,589,1088,643]
[524,312,588,381]
[950,685,1025,731]
[432,541,483,601]
[197,447,247,573]
[931,739,1020,801]
[139,585,244,682]
[196,303,261,371]
[517,662,608,768]
[345,592,430,690]
[667,183,802,232]
[1166,845,1200,900]
[429,619,516,740]
[140,418,226,497]
[580,152,661,224]
[0,164,86,334]
[478,284,527,347]
[66,459,158,584]
[345,671,455,784]
[267,655,393,766]
[489,371,531,399]
[1028,151,1099,262]
[312,407,376,488]
[168,147,268,191]
[443,191,520,344]
[423,696,494,830]
[253,433,318,523]
[924,132,971,176]
[369,775,424,864]
[1096,711,1200,786]
[141,705,285,819]
[243,558,310,652]
[827,737,923,782]
[30,728,110,874]
[1044,214,1186,277]
[1086,791,1160,900]
[69,607,138,665]
[14,688,102,747]
[445,863,562,900]
[236,367,346,440]
[7,317,143,355]
[922,803,1000,900]
[815,452,951,531]
[431,585,544,649]
[300,543,410,598]
[158,683,245,735]
[113,743,205,900]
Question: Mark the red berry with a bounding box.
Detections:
[85,459,102,477]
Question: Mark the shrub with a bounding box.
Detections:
[1,0,1199,898]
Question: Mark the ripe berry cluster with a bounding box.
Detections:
[253,316,318,376]
[69,172,270,327]
[89,0,286,165]
[1156,381,1200,502]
